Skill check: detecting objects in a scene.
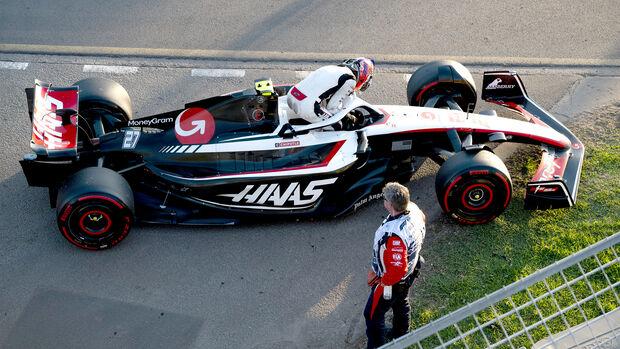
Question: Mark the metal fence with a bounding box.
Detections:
[381,232,620,349]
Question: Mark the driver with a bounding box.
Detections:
[287,57,375,126]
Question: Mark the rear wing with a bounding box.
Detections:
[25,80,79,158]
[482,71,584,210]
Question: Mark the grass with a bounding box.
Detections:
[408,104,620,347]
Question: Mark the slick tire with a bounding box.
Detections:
[73,78,132,138]
[407,60,477,112]
[56,167,134,250]
[435,150,512,224]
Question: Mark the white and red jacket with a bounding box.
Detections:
[286,65,356,123]
[371,202,426,286]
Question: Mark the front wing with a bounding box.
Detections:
[482,71,584,209]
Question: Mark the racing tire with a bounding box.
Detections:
[72,78,132,138]
[56,167,134,250]
[435,150,512,224]
[407,60,477,112]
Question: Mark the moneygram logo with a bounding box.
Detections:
[174,108,216,145]
[128,117,173,127]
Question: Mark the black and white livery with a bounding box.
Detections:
[20,60,584,249]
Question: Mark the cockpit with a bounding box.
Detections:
[181,78,385,141]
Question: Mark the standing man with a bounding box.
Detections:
[364,182,426,348]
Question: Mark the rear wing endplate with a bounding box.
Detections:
[482,71,584,210]
[26,80,79,158]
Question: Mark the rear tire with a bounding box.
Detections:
[435,150,512,224]
[56,167,134,250]
[73,78,132,138]
[407,60,477,112]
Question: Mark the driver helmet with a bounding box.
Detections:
[342,57,375,91]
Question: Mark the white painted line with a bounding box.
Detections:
[0,61,28,70]
[295,71,312,79]
[191,69,245,77]
[403,74,412,82]
[83,65,138,74]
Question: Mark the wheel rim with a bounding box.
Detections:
[461,184,493,211]
[79,210,112,235]
[59,197,131,249]
[444,175,510,223]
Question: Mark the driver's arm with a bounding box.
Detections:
[326,79,356,112]
[380,235,408,286]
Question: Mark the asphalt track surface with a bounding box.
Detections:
[1,0,619,60]
[0,49,619,348]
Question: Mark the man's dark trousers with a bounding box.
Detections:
[363,275,414,349]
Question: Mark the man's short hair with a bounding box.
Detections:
[382,182,410,212]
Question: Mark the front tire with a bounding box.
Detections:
[435,150,512,224]
[407,60,477,112]
[56,167,134,250]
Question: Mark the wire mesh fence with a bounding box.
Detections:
[381,232,620,349]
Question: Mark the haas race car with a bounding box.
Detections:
[20,60,584,250]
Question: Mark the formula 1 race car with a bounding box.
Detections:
[20,60,584,250]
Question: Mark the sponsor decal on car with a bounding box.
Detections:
[530,186,560,193]
[217,178,338,209]
[485,78,516,90]
[533,152,569,182]
[251,109,265,121]
[391,140,412,151]
[127,117,174,127]
[122,129,141,149]
[275,140,301,148]
[32,83,78,151]
[353,193,383,210]
[174,108,216,145]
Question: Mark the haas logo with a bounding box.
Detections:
[174,108,215,144]
[222,178,338,209]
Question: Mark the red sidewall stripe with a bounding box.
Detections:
[416,82,439,102]
[443,176,462,213]
[77,195,123,209]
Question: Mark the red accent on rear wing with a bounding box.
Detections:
[482,71,584,209]
[30,80,79,157]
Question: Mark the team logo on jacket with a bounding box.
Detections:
[218,178,337,210]
[174,108,216,145]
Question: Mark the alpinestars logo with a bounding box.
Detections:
[486,78,516,90]
[219,178,338,210]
